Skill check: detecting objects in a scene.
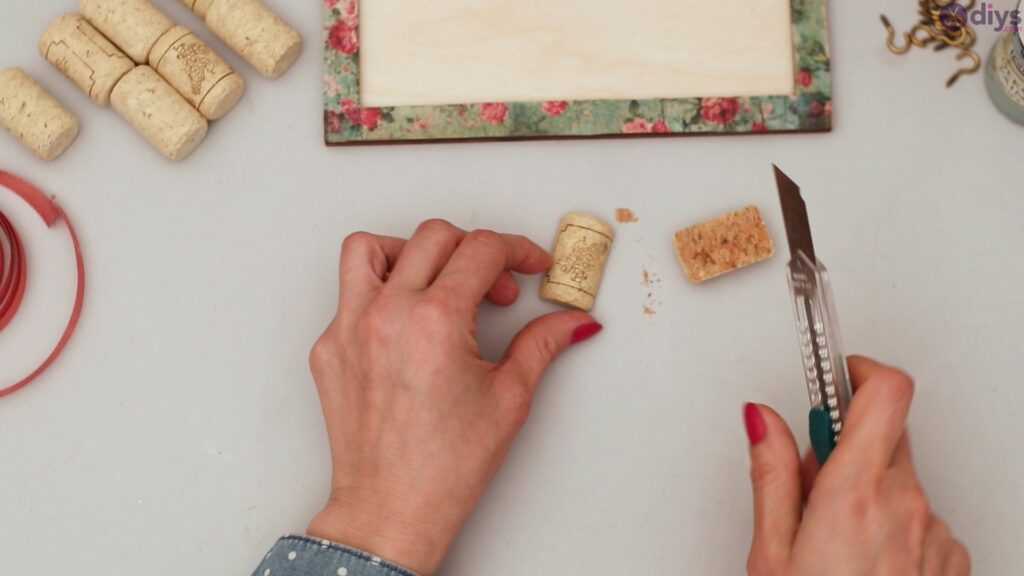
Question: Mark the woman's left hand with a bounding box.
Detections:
[306,220,602,575]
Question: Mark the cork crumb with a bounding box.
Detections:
[615,208,638,223]
[641,263,663,316]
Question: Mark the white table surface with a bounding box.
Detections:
[2,1,1022,574]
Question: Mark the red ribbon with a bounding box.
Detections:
[0,170,85,398]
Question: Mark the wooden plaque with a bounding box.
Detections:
[323,0,832,144]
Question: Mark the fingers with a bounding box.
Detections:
[745,404,802,573]
[338,232,406,310]
[433,230,551,306]
[373,221,548,311]
[892,431,914,472]
[921,517,951,576]
[836,355,915,474]
[921,517,970,576]
[388,219,466,289]
[497,311,597,396]
[944,541,971,576]
[485,271,520,307]
[800,447,820,501]
[847,355,893,392]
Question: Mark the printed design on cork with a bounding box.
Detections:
[173,41,218,96]
[47,50,86,91]
[547,224,612,296]
[43,20,127,99]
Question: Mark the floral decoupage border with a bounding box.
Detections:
[323,0,832,144]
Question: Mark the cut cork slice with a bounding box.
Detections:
[674,205,774,283]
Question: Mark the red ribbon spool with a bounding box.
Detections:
[0,170,85,397]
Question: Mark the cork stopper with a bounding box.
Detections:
[182,0,216,19]
[150,26,245,120]
[0,68,80,161]
[110,66,208,161]
[79,0,174,64]
[39,14,135,106]
[540,213,615,311]
[196,0,303,78]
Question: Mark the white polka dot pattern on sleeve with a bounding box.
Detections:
[255,536,419,576]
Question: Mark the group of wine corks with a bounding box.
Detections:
[540,207,775,312]
[0,0,301,161]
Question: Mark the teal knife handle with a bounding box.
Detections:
[809,408,836,464]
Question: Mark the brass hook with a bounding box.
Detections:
[910,23,939,48]
[946,49,981,87]
[882,15,914,54]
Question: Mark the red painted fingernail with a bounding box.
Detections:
[744,403,767,446]
[571,322,603,344]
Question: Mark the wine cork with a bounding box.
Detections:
[0,68,80,160]
[540,213,615,312]
[110,66,208,161]
[79,0,174,64]
[181,0,303,79]
[39,14,135,106]
[150,26,245,120]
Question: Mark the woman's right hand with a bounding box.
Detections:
[744,356,970,576]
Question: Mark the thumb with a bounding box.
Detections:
[744,403,802,574]
[498,312,601,392]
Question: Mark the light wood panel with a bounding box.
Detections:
[359,0,795,107]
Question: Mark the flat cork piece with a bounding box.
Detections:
[674,205,774,283]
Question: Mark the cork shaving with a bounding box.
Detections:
[674,205,774,283]
[641,263,662,315]
[615,208,638,223]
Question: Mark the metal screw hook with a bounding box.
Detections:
[946,49,981,87]
[882,15,914,54]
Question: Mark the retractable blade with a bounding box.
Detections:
[774,165,852,464]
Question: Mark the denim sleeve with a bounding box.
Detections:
[253,535,420,576]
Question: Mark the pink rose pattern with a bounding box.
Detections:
[339,98,381,131]
[797,69,813,87]
[479,103,508,124]
[328,20,359,55]
[327,0,359,55]
[700,98,741,125]
[542,101,569,116]
[324,0,831,141]
[622,118,651,133]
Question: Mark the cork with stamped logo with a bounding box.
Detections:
[150,26,245,120]
[39,14,135,106]
[674,205,774,283]
[541,213,615,311]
